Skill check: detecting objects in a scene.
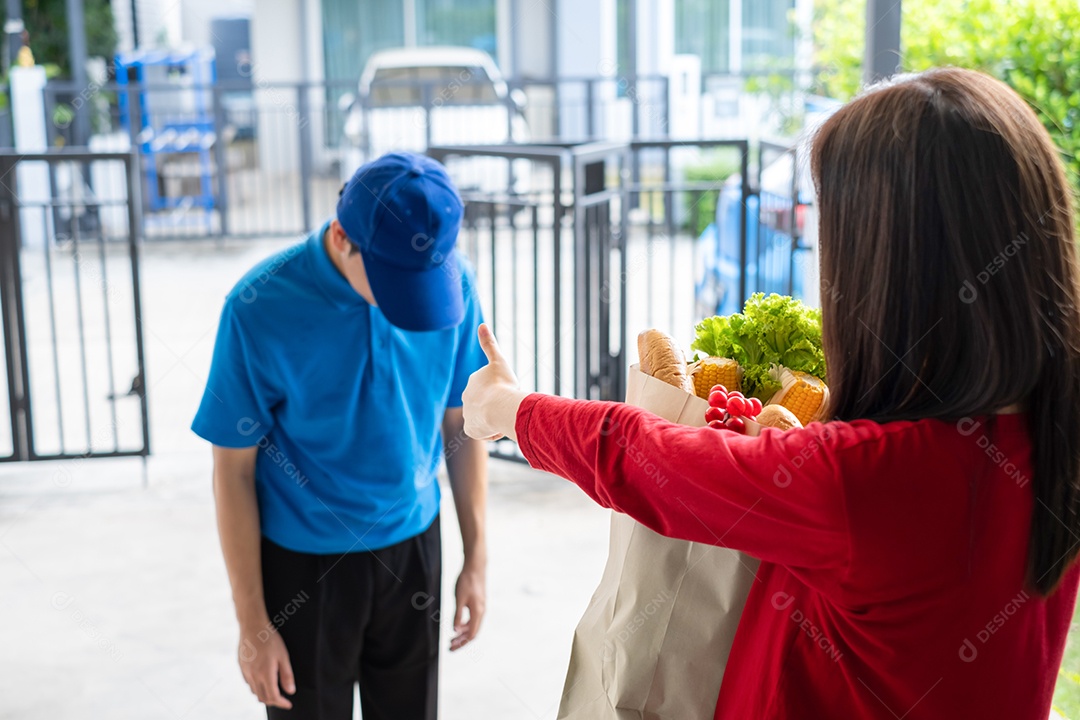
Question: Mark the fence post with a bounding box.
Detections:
[422,82,433,150]
[787,145,799,296]
[297,84,313,232]
[616,146,630,403]
[41,84,55,147]
[0,85,10,148]
[0,154,31,459]
[122,83,146,226]
[553,79,562,140]
[505,79,515,141]
[586,80,595,140]
[661,75,670,138]
[211,85,230,237]
[738,141,749,304]
[125,152,151,463]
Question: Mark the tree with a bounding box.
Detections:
[812,0,1080,196]
[2,0,118,78]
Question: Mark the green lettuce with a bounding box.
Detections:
[691,293,826,400]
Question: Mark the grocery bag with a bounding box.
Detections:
[556,365,760,720]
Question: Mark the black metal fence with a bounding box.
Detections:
[34,76,669,241]
[0,150,150,463]
[0,72,806,466]
[0,84,12,149]
[430,138,806,462]
[26,71,801,241]
[41,80,350,240]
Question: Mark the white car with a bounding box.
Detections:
[339,47,529,194]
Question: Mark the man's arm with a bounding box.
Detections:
[212,445,295,708]
[442,406,488,651]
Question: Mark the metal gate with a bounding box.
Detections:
[430,139,802,460]
[0,150,150,462]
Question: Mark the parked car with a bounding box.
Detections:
[694,151,814,319]
[694,97,841,316]
[338,47,529,193]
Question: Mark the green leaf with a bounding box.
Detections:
[692,293,826,400]
[811,0,1080,218]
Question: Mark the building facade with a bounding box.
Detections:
[250,0,801,86]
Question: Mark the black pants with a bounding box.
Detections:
[261,516,442,720]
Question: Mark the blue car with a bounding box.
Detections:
[695,151,816,318]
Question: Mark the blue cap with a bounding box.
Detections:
[336,152,464,331]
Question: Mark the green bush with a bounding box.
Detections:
[813,5,1080,714]
[812,0,1080,201]
[683,153,741,237]
[0,0,117,78]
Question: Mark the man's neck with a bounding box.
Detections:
[322,227,377,306]
[323,227,347,276]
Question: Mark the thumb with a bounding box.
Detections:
[279,653,296,695]
[453,592,466,630]
[478,324,505,365]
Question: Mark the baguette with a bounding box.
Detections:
[756,404,802,431]
[638,329,695,395]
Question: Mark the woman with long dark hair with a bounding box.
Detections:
[462,68,1080,718]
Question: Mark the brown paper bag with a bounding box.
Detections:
[556,366,760,720]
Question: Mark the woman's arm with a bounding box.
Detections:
[462,324,851,571]
[516,394,848,570]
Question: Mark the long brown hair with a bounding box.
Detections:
[811,68,1080,595]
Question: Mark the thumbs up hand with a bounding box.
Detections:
[462,324,528,442]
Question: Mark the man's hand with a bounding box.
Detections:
[462,324,527,441]
[239,624,296,709]
[451,563,486,651]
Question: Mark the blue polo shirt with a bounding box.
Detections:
[192,221,486,554]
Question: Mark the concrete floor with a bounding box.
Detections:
[0,237,612,719]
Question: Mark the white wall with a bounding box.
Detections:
[249,0,323,83]
[250,0,331,174]
[555,0,617,139]
[114,0,254,53]
[634,0,675,138]
[181,0,254,49]
[251,0,302,83]
[513,0,554,78]
[635,0,674,76]
[556,0,617,76]
[112,0,184,51]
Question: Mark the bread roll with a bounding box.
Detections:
[637,329,695,395]
[756,404,803,431]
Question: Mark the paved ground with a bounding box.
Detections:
[0,236,612,720]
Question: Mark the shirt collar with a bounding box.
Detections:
[307,221,370,311]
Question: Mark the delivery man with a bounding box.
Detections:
[192,152,488,719]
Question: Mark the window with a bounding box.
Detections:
[675,0,731,75]
[415,0,497,57]
[742,0,795,71]
[321,0,406,142]
[617,0,632,76]
[675,0,796,76]
[321,0,405,83]
[320,0,498,86]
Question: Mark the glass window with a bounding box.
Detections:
[415,0,497,58]
[615,0,632,96]
[742,0,795,70]
[321,0,405,142]
[675,0,731,75]
[321,0,405,84]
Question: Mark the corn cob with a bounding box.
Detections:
[688,357,741,399]
[769,368,828,426]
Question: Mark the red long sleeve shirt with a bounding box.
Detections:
[515,394,1079,719]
